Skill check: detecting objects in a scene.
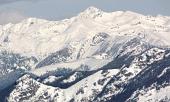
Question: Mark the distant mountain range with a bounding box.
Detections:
[0,7,170,102]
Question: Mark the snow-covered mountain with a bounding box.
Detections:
[0,7,170,102]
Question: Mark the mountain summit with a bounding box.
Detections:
[84,6,102,14]
[0,7,170,102]
[79,6,103,18]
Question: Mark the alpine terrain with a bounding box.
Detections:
[0,7,170,102]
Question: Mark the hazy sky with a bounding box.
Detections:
[0,0,169,24]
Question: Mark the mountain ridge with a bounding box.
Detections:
[0,7,170,102]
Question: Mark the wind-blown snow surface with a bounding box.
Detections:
[0,7,170,102]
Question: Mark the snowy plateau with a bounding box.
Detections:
[0,7,170,102]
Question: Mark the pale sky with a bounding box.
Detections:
[0,0,169,24]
